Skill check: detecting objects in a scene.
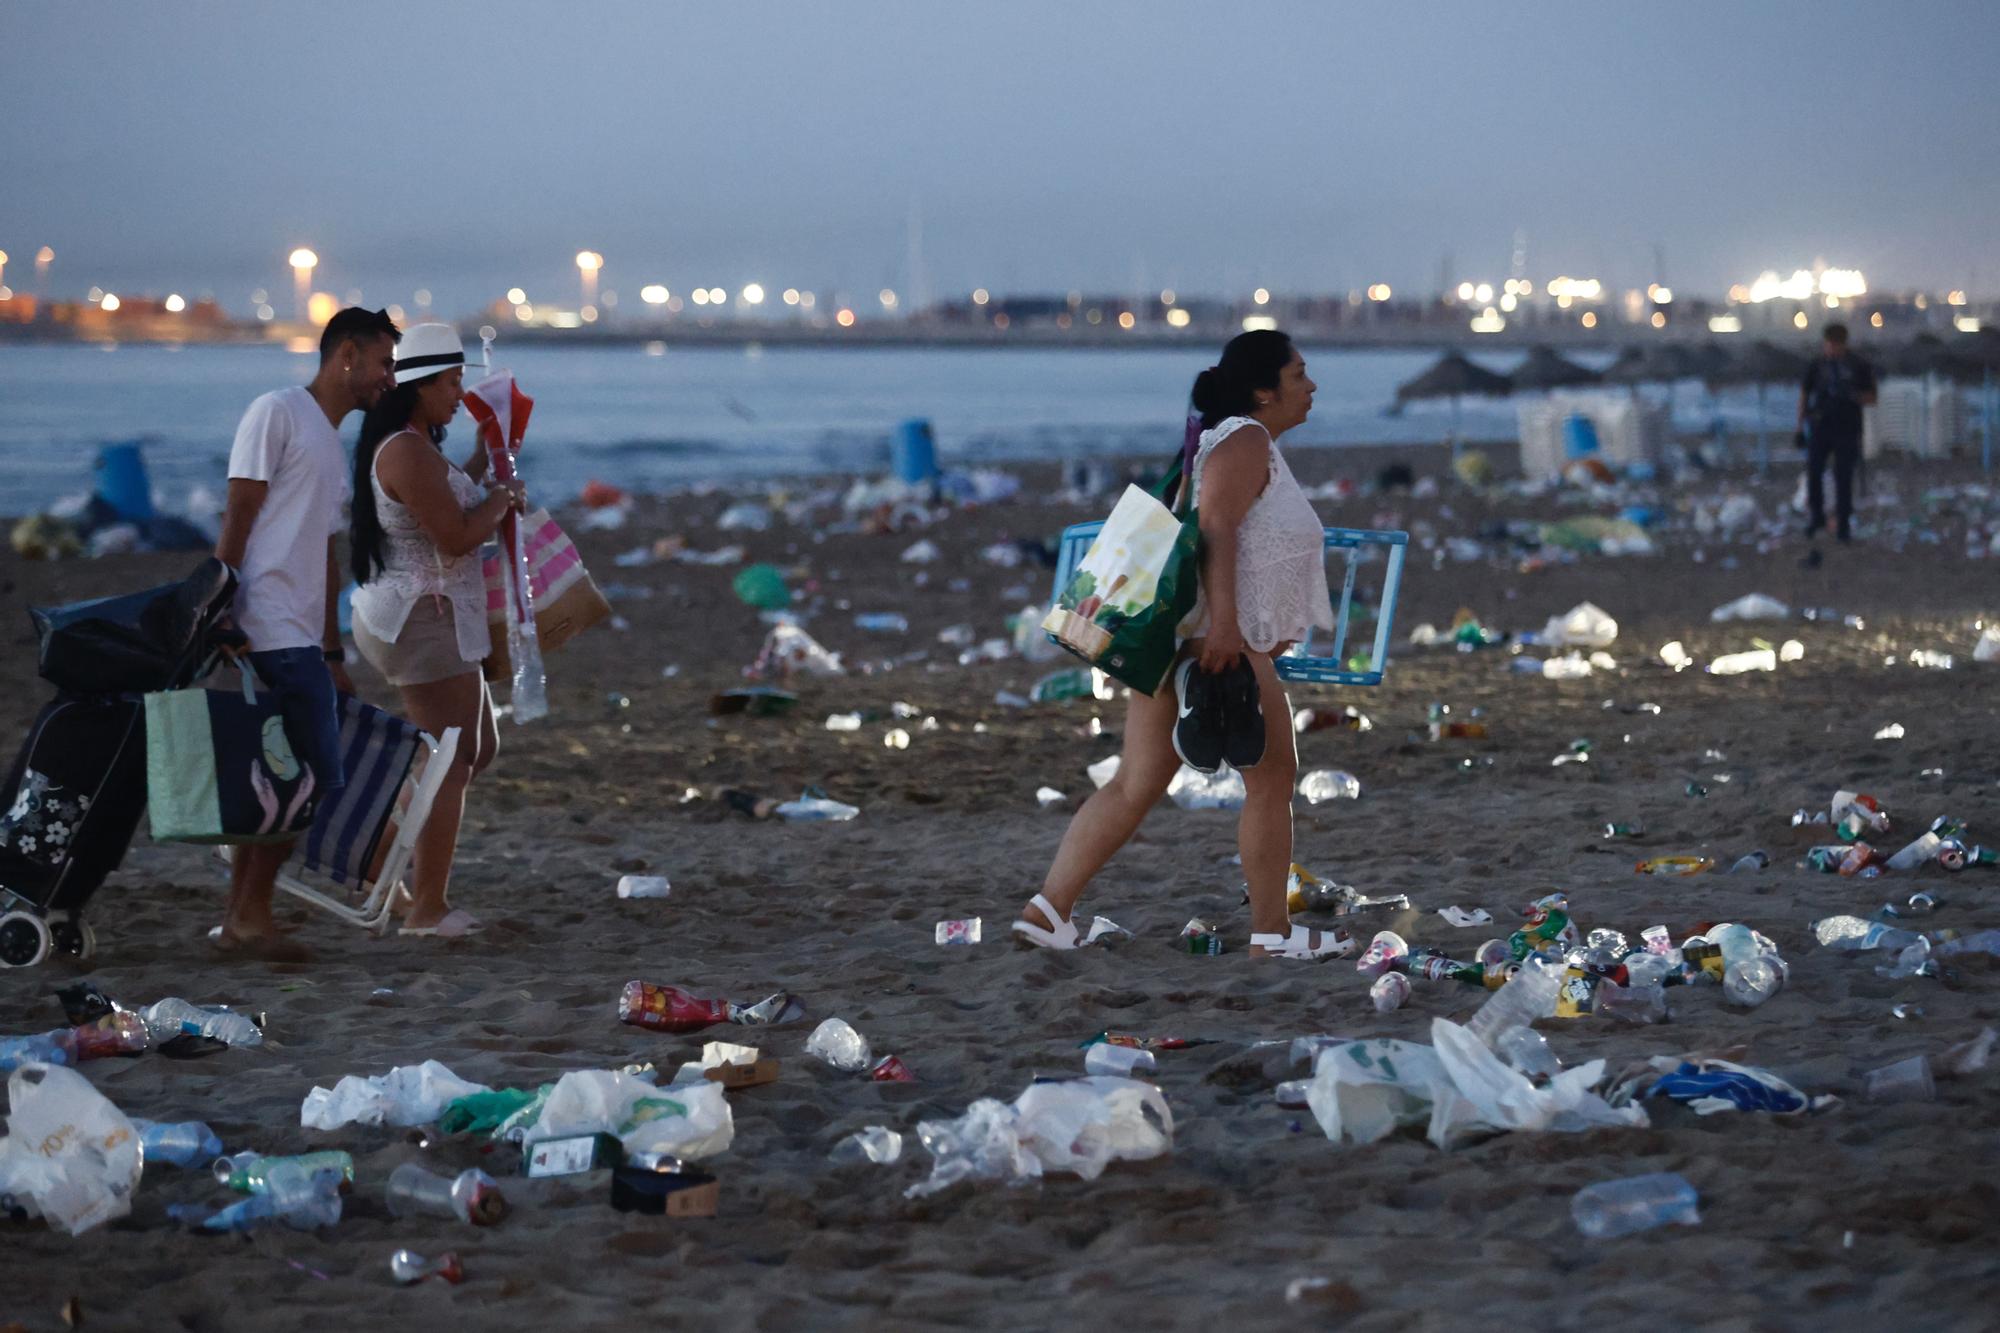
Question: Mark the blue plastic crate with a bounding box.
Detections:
[1049,523,1408,686]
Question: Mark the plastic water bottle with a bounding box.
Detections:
[0,1031,74,1072]
[1887,832,1943,871]
[616,875,671,899]
[214,1150,355,1193]
[1465,955,1562,1049]
[390,1249,466,1285]
[854,612,909,633]
[1572,1173,1700,1238]
[1713,923,1781,1007]
[1083,1043,1156,1077]
[774,793,861,822]
[135,1120,224,1168]
[138,998,263,1048]
[1812,917,1922,953]
[1497,1027,1561,1080]
[829,1127,904,1165]
[203,1163,344,1232]
[386,1163,507,1225]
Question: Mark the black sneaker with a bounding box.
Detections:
[1217,658,1266,769]
[1171,660,1225,774]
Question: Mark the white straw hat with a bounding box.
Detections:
[393,322,466,385]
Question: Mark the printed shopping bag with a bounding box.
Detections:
[144,666,318,844]
[1042,460,1199,695]
[481,507,612,682]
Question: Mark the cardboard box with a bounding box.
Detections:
[704,1056,780,1090]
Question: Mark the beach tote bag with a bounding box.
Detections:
[144,664,319,845]
[1041,457,1199,695]
[480,507,612,682]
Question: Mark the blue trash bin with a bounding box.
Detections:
[1562,415,1600,460]
[892,419,938,486]
[95,441,156,522]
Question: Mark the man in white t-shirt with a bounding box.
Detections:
[212,307,399,957]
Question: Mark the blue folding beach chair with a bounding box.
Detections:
[1050,523,1409,686]
[218,695,460,933]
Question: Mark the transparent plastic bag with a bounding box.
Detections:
[300,1060,490,1131]
[0,1063,142,1234]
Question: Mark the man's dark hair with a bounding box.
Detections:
[319,306,401,361]
[1822,322,1849,346]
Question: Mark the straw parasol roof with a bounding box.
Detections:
[1394,351,1512,402]
[1707,340,1810,387]
[1508,345,1600,391]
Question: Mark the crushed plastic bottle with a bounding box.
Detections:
[1713,923,1781,1007]
[854,612,910,633]
[616,875,671,900]
[1497,1027,1562,1081]
[1167,766,1246,810]
[134,1120,223,1168]
[390,1249,465,1285]
[829,1126,904,1165]
[804,1018,873,1072]
[138,999,262,1048]
[775,790,860,822]
[1083,1043,1157,1077]
[200,1162,344,1232]
[1813,916,1924,953]
[1572,1173,1700,1238]
[1887,832,1944,872]
[1297,769,1362,803]
[1728,852,1770,874]
[385,1163,507,1225]
[1464,955,1563,1049]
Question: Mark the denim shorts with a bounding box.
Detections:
[246,647,347,798]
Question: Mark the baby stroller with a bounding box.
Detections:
[0,558,238,966]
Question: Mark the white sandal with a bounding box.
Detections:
[1249,923,1356,960]
[1012,894,1083,950]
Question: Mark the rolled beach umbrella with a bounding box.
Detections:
[1509,345,1600,392]
[1393,352,1512,459]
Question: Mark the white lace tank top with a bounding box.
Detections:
[1186,416,1334,653]
[350,434,493,663]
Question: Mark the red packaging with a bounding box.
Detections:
[1838,843,1886,877]
[618,981,731,1033]
[71,1011,147,1061]
[870,1055,914,1083]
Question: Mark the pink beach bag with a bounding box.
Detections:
[481,507,612,682]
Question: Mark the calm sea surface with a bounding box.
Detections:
[0,342,1771,515]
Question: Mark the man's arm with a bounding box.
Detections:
[325,537,354,695]
[214,478,269,570]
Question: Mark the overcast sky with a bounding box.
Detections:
[4,1,1996,315]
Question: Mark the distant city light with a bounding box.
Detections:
[1473,283,1493,305]
[691,289,710,306]
[783,288,801,305]
[992,312,1010,330]
[1546,276,1603,301]
[1366,283,1392,302]
[1649,310,1667,328]
[1499,292,1518,312]
[307,291,338,325]
[1955,316,1983,333]
[1708,314,1742,333]
[507,287,527,304]
[1946,290,1968,306]
[798,291,815,309]
[288,248,318,272]
[99,293,120,312]
[575,251,603,272]
[1793,311,1809,328]
[972,288,989,305]
[414,288,431,307]
[1165,307,1191,328]
[514,303,533,321]
[1253,287,1270,305]
[1470,307,1505,334]
[1819,268,1866,299]
[250,288,268,304]
[878,288,898,309]
[256,303,275,321]
[1517,280,1534,296]
[87,286,103,302]
[581,305,598,323]
[742,283,765,305]
[1117,311,1136,329]
[387,304,406,324]
[1242,314,1278,332]
[707,287,725,304]
[1824,294,1839,308]
[1648,284,1673,304]
[35,246,54,267]
[1456,281,1474,301]
[1727,284,1751,303]
[1580,311,1597,328]
[836,307,856,327]
[640,284,669,305]
[1160,289,1175,305]
[1869,312,1884,328]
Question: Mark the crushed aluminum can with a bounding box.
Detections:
[1179,918,1223,955]
[870,1054,914,1083]
[933,918,982,946]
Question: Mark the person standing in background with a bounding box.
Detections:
[1796,322,1877,543]
[212,306,399,957]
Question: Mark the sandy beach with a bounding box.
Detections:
[4,440,1999,1331]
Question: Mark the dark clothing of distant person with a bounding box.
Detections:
[1798,351,1876,539]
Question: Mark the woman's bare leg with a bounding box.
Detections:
[1023,674,1183,928]
[395,670,486,929]
[1235,651,1300,940]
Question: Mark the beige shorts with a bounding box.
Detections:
[355,599,483,687]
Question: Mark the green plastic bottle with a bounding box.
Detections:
[213,1150,355,1194]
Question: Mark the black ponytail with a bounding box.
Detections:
[350,378,448,585]
[1189,329,1296,428]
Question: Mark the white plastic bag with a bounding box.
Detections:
[1710,593,1790,622]
[300,1060,490,1131]
[906,1076,1173,1198]
[1304,1038,1451,1147]
[514,1070,734,1161]
[1167,765,1245,810]
[1539,601,1618,649]
[0,1064,142,1234]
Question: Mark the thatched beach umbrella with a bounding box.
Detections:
[1394,352,1512,459]
[1708,341,1810,472]
[1601,342,1701,387]
[1509,345,1600,392]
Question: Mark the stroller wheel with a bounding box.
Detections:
[0,912,53,968]
[49,916,97,962]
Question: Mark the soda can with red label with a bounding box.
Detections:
[871,1054,914,1083]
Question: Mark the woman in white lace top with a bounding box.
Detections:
[348,324,524,936]
[1016,330,1347,959]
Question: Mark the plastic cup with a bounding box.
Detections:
[1864,1055,1935,1104]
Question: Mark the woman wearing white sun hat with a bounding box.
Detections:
[349,322,525,936]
